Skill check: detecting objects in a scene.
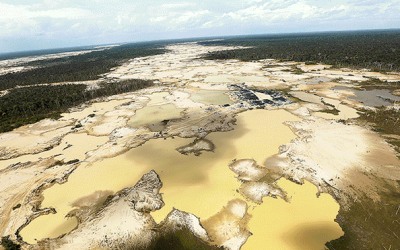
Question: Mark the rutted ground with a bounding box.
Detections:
[0,42,399,250]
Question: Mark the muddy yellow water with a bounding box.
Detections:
[145,92,169,105]
[315,97,359,120]
[20,109,342,249]
[242,180,343,250]
[290,91,359,120]
[189,90,233,105]
[127,103,184,130]
[61,99,131,121]
[0,133,108,170]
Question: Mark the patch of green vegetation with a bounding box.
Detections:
[327,180,400,249]
[200,30,400,72]
[357,107,400,153]
[320,100,340,115]
[261,64,281,69]
[357,77,400,92]
[332,77,344,83]
[1,237,21,250]
[273,87,292,95]
[12,204,21,210]
[319,108,340,115]
[291,65,305,74]
[0,79,154,133]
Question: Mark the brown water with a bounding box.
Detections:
[20,110,342,249]
[189,90,233,105]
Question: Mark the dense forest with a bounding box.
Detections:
[0,79,154,133]
[200,30,400,72]
[0,41,166,132]
[0,42,166,91]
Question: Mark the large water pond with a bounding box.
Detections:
[20,110,342,249]
[334,86,400,107]
[290,91,359,120]
[189,90,233,105]
[128,103,184,131]
[0,133,108,170]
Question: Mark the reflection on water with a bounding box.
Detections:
[189,90,233,105]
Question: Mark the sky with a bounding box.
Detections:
[0,0,399,53]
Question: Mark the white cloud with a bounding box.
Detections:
[220,0,351,23]
[0,3,96,21]
[0,0,399,53]
[170,10,210,24]
[150,16,168,23]
[161,2,196,9]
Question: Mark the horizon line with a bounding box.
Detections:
[1,27,400,56]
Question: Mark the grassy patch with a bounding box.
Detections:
[318,108,340,115]
[319,100,340,115]
[1,237,21,250]
[327,180,400,249]
[291,66,306,74]
[356,107,400,153]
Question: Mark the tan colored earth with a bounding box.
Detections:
[1,42,399,250]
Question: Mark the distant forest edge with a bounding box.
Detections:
[0,41,166,132]
[0,45,99,61]
[0,79,154,133]
[0,42,167,91]
[199,30,400,72]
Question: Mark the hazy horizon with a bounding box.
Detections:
[1,0,400,54]
[1,28,399,55]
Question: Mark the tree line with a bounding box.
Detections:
[0,79,154,133]
[0,42,166,91]
[200,30,400,72]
